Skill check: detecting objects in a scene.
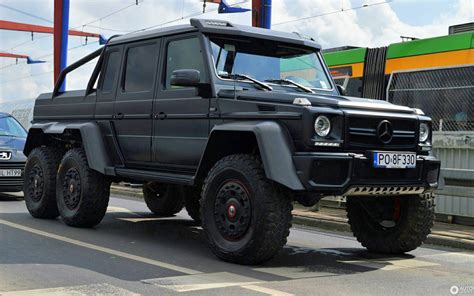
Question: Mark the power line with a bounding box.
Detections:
[1,0,144,52]
[0,58,97,84]
[77,0,145,28]
[130,0,248,33]
[273,1,392,26]
[0,41,98,70]
[0,4,53,24]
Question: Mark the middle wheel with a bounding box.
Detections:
[143,182,184,216]
[56,148,110,228]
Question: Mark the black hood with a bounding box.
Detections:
[218,90,416,114]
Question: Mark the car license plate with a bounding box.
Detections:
[373,152,416,169]
[0,169,22,177]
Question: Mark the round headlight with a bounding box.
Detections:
[315,115,331,137]
[419,123,430,142]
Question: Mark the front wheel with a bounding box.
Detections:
[346,193,435,254]
[201,154,292,265]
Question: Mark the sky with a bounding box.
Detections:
[0,0,473,103]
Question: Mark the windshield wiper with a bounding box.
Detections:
[265,79,315,94]
[220,73,273,91]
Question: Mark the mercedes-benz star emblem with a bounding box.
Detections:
[377,120,393,144]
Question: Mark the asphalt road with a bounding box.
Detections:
[1,193,474,296]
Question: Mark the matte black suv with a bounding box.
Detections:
[23,19,440,264]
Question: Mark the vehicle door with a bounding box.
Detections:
[94,45,123,166]
[113,39,160,167]
[153,34,210,173]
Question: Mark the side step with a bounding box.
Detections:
[115,168,194,186]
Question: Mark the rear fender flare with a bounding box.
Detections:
[24,122,111,174]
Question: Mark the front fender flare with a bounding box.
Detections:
[200,121,304,190]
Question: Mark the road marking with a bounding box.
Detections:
[253,267,334,279]
[142,272,261,292]
[0,218,201,275]
[339,257,439,271]
[0,283,139,296]
[107,206,142,216]
[118,217,165,223]
[242,284,294,296]
[420,252,474,263]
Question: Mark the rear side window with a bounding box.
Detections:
[101,51,121,93]
[165,37,207,89]
[123,44,158,92]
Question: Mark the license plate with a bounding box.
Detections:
[0,169,22,177]
[373,152,416,169]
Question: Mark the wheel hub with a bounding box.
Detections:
[28,164,44,202]
[214,180,252,240]
[227,204,237,219]
[63,168,81,210]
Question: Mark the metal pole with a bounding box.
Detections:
[252,0,271,29]
[262,0,271,29]
[54,0,69,92]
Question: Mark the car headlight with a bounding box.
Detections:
[315,115,331,137]
[419,122,430,142]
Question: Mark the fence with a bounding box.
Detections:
[388,65,474,219]
[0,99,35,129]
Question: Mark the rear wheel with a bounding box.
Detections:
[23,147,62,219]
[201,154,292,265]
[183,186,202,222]
[143,182,184,216]
[56,148,110,227]
[346,193,435,254]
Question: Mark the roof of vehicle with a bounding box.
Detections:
[108,18,321,50]
[0,112,10,118]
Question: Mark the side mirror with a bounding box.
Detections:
[336,84,347,96]
[170,69,201,87]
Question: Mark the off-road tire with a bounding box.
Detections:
[56,148,110,228]
[143,182,184,216]
[23,147,62,219]
[346,193,435,254]
[201,154,292,265]
[183,186,202,222]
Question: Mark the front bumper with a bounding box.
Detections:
[0,162,25,193]
[293,152,440,196]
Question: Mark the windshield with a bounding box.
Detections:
[209,35,332,91]
[0,116,27,138]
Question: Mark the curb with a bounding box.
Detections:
[111,187,474,251]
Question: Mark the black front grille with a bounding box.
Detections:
[347,116,417,151]
[0,162,24,188]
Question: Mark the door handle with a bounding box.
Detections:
[155,112,167,120]
[116,113,124,120]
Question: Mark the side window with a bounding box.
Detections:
[100,51,121,93]
[123,44,158,92]
[165,37,207,89]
